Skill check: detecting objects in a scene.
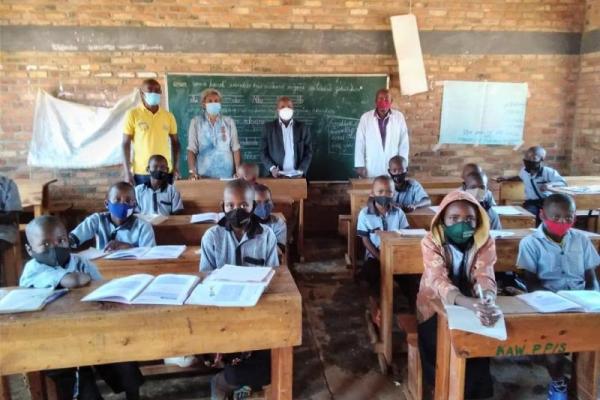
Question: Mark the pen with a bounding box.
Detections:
[476,283,489,305]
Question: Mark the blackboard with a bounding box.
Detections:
[166,74,388,180]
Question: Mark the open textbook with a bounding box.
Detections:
[445,304,507,340]
[517,290,600,313]
[185,265,275,307]
[0,288,68,314]
[136,214,168,225]
[190,212,224,224]
[82,274,200,305]
[78,245,186,261]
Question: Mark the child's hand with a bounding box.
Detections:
[104,240,133,252]
[474,301,502,327]
[403,204,417,212]
[60,272,91,289]
[271,167,280,178]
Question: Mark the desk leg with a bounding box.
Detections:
[26,372,46,400]
[298,199,305,262]
[0,376,10,400]
[574,351,599,400]
[380,254,393,371]
[447,348,465,400]
[270,347,293,400]
[434,313,451,400]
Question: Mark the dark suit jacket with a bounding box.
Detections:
[260,119,313,174]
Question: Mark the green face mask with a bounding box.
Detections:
[443,221,475,244]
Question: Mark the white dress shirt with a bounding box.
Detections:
[280,119,295,172]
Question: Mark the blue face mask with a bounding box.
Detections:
[254,203,273,220]
[143,92,161,106]
[205,102,221,115]
[107,202,135,220]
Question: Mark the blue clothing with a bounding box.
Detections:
[393,179,429,207]
[187,113,240,178]
[357,203,409,258]
[70,213,156,250]
[262,214,287,246]
[200,217,279,272]
[135,182,183,216]
[19,254,102,289]
[485,206,502,230]
[518,166,566,200]
[517,225,600,291]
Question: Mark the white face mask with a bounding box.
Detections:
[466,188,486,202]
[278,107,294,121]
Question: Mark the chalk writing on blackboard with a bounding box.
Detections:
[326,116,360,156]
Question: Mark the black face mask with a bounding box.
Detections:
[225,208,252,229]
[31,246,71,267]
[373,196,392,208]
[150,170,169,181]
[523,159,542,174]
[389,171,407,187]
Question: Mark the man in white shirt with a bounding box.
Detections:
[354,89,410,178]
[260,97,313,178]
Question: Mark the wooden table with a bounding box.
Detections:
[14,178,57,217]
[406,206,536,230]
[376,229,600,372]
[349,177,463,191]
[498,176,600,206]
[0,267,302,400]
[433,297,600,400]
[547,186,600,211]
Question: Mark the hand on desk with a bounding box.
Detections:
[104,240,133,252]
[403,204,417,213]
[456,293,503,327]
[60,272,91,289]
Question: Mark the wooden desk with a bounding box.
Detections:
[14,178,57,217]
[0,267,302,400]
[498,176,600,207]
[93,246,201,279]
[376,229,600,371]
[433,297,600,400]
[406,206,536,230]
[175,179,307,258]
[349,177,463,191]
[547,186,600,211]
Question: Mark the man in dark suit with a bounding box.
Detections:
[260,96,313,178]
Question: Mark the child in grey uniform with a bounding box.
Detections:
[464,171,502,230]
[0,175,21,286]
[254,183,287,251]
[134,154,183,216]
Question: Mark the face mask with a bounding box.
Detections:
[465,188,486,202]
[373,196,392,208]
[376,99,391,110]
[150,170,169,181]
[443,221,475,245]
[107,202,135,220]
[254,203,273,220]
[523,159,541,174]
[389,171,407,186]
[278,107,294,121]
[225,208,252,229]
[143,92,161,106]
[206,102,221,115]
[544,219,573,237]
[31,246,71,267]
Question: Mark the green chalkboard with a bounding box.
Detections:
[166,74,388,181]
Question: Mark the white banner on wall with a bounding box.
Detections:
[28,89,140,169]
[390,14,428,96]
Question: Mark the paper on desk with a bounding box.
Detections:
[77,247,107,260]
[190,212,223,224]
[204,265,274,283]
[140,245,186,260]
[396,228,427,236]
[445,304,507,340]
[429,206,441,213]
[490,230,515,239]
[280,170,303,178]
[137,214,168,225]
[492,206,522,216]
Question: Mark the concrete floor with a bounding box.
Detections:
[6,236,597,399]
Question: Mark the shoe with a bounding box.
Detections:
[547,380,567,400]
[163,355,197,368]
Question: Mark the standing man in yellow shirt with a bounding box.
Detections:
[122,79,180,185]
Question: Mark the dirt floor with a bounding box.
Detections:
[6,236,597,399]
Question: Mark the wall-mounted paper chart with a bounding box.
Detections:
[438,81,528,146]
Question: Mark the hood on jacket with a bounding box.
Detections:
[430,190,491,250]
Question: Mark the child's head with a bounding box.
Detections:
[442,200,478,245]
[541,193,576,237]
[463,171,488,203]
[461,163,482,182]
[105,182,136,222]
[223,179,255,228]
[254,184,273,220]
[523,145,546,173]
[25,215,71,267]
[388,156,408,187]
[147,154,169,183]
[371,175,394,209]
[236,163,259,183]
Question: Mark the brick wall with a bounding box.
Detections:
[0,0,595,230]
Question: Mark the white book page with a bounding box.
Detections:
[557,290,600,312]
[492,206,522,216]
[77,247,107,260]
[204,265,273,283]
[517,291,584,313]
[104,247,150,260]
[280,170,302,177]
[139,245,186,260]
[82,274,154,303]
[137,214,168,225]
[0,288,55,314]
[396,229,427,236]
[185,281,266,307]
[190,213,222,224]
[490,230,515,239]
[445,305,507,340]
[133,274,200,305]
[429,206,441,213]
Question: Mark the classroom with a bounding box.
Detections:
[1,1,600,399]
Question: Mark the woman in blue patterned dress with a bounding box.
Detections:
[186,88,241,179]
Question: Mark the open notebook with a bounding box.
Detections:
[0,288,68,314]
[78,245,187,261]
[82,274,200,305]
[190,212,224,224]
[445,304,507,340]
[517,290,600,313]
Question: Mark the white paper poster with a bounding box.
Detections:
[439,81,528,146]
[390,14,428,96]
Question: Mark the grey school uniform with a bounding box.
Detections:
[518,166,566,201]
[135,182,183,216]
[357,202,409,258]
[0,176,22,244]
[262,215,287,246]
[517,225,600,291]
[19,254,102,289]
[70,212,156,250]
[393,179,429,207]
[200,216,279,272]
[484,205,502,230]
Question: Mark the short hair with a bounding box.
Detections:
[141,79,160,88]
[373,175,393,187]
[224,179,254,197]
[462,163,482,174]
[25,215,64,243]
[464,171,488,186]
[148,154,168,165]
[200,88,222,103]
[375,88,390,100]
[526,145,546,160]
[108,181,135,197]
[543,193,575,211]
[254,183,272,197]
[388,155,407,168]
[277,96,293,105]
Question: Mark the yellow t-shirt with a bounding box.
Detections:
[124,105,178,174]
